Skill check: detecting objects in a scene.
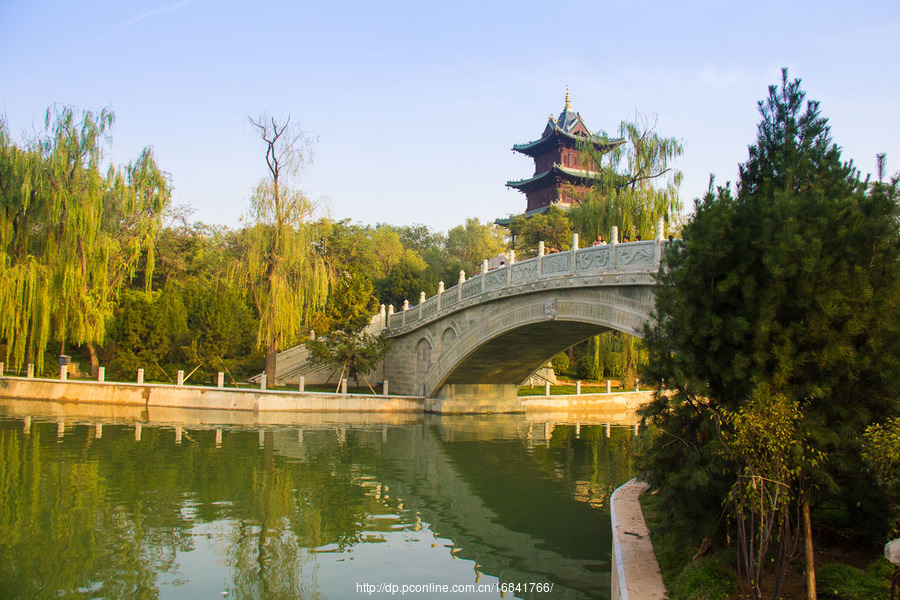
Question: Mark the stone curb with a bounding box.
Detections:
[610,478,668,600]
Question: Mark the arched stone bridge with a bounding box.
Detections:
[381,227,670,413]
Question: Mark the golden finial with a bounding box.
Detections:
[565,85,571,110]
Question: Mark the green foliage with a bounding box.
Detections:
[669,557,738,600]
[721,386,818,597]
[817,562,890,600]
[640,69,900,544]
[575,354,601,381]
[105,287,188,377]
[508,206,572,257]
[315,269,380,333]
[306,330,390,391]
[445,218,507,275]
[550,352,570,377]
[380,248,436,308]
[861,417,900,536]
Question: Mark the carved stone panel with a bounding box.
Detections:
[485,269,507,291]
[541,253,571,275]
[616,243,656,269]
[576,246,612,272]
[512,261,538,283]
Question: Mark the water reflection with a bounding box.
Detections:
[0,399,638,600]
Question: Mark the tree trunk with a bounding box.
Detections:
[803,494,817,600]
[265,339,278,387]
[87,342,99,379]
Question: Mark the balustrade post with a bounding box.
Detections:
[538,241,545,275]
[606,379,611,394]
[656,217,665,265]
[217,372,224,388]
[299,376,305,392]
[176,370,184,386]
[419,292,425,319]
[437,282,444,310]
[137,368,144,384]
[402,300,409,327]
[0,362,4,377]
[544,381,551,396]
[576,380,582,395]
[27,363,34,378]
[507,250,515,284]
[571,233,579,270]
[60,365,67,381]
[386,305,394,330]
[611,226,618,269]
[382,379,389,396]
[259,373,266,390]
[378,304,386,328]
[481,260,488,292]
[341,378,348,394]
[458,271,465,302]
[98,367,105,382]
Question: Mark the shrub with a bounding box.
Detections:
[575,354,600,381]
[551,352,570,377]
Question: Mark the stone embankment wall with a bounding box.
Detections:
[610,479,668,600]
[0,374,659,415]
[0,377,425,412]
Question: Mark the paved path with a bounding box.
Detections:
[610,479,668,600]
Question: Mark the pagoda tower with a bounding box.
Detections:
[506,89,624,214]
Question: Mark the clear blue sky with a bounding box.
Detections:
[2,0,898,233]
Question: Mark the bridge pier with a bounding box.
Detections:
[426,384,524,414]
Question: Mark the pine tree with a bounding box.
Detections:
[640,69,900,593]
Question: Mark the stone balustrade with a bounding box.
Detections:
[386,223,671,337]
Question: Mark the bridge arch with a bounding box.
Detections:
[423,287,651,397]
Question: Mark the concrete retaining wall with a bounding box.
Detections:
[0,376,659,416]
[610,479,668,600]
[0,377,425,413]
[520,390,654,411]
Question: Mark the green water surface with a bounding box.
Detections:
[0,401,637,599]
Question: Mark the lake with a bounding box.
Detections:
[0,399,638,599]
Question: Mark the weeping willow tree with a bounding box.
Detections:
[0,107,170,375]
[568,114,683,386]
[569,113,683,240]
[234,115,329,385]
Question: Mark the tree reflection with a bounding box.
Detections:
[0,420,389,600]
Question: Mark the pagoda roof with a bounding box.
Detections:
[494,203,562,226]
[506,163,604,193]
[513,90,625,156]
